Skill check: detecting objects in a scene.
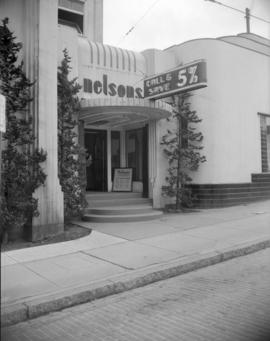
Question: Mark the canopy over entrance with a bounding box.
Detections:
[80,97,172,129]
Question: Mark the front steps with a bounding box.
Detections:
[83,192,163,223]
[189,173,270,208]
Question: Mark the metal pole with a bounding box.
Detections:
[0,131,2,195]
[0,93,6,220]
[245,8,251,33]
[0,131,2,235]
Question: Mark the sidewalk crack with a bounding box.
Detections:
[80,251,134,270]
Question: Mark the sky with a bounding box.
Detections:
[103,0,270,52]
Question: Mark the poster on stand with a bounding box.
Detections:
[113,168,133,192]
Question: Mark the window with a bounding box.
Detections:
[259,114,270,172]
[58,8,83,33]
[126,129,143,181]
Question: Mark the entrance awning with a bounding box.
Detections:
[80,97,173,129]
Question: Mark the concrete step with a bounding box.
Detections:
[86,192,143,199]
[83,191,160,222]
[85,204,154,216]
[82,210,163,223]
[87,197,151,208]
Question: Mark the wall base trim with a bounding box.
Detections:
[188,173,270,208]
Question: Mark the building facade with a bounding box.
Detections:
[1,0,270,238]
[145,34,270,207]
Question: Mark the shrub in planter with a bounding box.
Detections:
[161,93,206,211]
[0,18,46,242]
[58,49,87,221]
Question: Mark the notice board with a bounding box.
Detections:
[113,168,133,192]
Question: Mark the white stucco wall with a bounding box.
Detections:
[150,38,270,194]
[173,38,269,183]
[142,48,177,77]
[84,0,103,43]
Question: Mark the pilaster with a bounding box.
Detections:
[120,130,126,168]
[32,0,64,240]
[107,129,112,191]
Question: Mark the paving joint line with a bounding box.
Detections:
[80,250,134,270]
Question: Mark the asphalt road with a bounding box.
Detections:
[2,248,270,341]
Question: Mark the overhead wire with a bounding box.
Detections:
[204,0,270,24]
[117,0,163,45]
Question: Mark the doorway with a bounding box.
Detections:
[126,126,148,197]
[85,129,107,191]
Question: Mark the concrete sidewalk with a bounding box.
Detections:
[1,200,270,327]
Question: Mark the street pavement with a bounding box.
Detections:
[2,248,270,341]
[1,200,270,327]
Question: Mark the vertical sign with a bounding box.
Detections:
[0,94,6,133]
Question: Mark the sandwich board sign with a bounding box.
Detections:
[113,168,133,192]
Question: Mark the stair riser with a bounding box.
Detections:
[88,199,151,207]
[86,207,154,216]
[86,192,143,199]
[82,213,163,223]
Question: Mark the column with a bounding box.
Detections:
[32,0,64,240]
[84,0,103,42]
[120,130,126,167]
[107,129,112,191]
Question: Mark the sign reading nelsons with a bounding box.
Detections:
[144,60,207,100]
[84,74,143,99]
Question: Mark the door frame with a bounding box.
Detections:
[125,125,149,197]
[84,125,149,196]
[84,128,107,191]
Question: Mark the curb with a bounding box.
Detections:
[2,238,270,327]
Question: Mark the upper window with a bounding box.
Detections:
[58,8,83,33]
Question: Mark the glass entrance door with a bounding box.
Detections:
[126,126,148,196]
[111,131,121,179]
[85,129,107,191]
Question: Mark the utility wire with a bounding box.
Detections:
[117,0,163,44]
[205,0,270,24]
